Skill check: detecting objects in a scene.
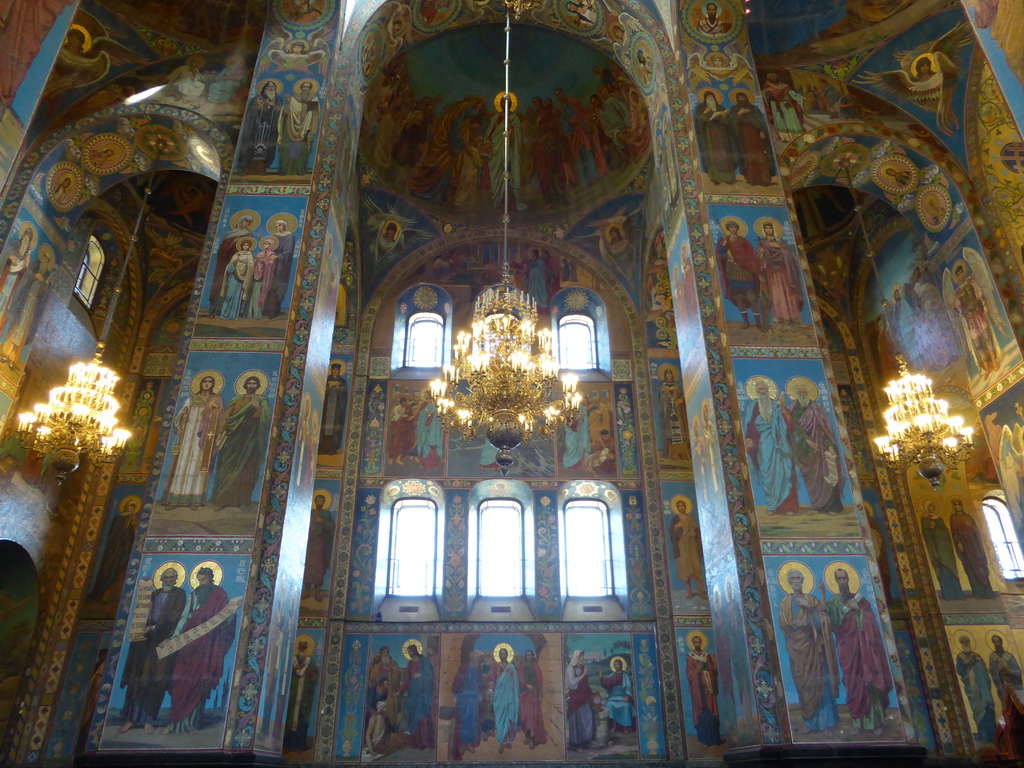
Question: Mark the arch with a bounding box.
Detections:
[557,479,626,612]
[551,286,610,376]
[0,540,39,736]
[391,283,453,373]
[467,479,535,614]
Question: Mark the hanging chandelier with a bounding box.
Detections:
[15,171,155,481]
[428,0,580,474]
[834,158,974,488]
[17,345,131,480]
[873,357,973,489]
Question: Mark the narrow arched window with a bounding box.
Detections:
[562,498,613,596]
[983,496,1024,580]
[477,498,524,597]
[76,235,105,307]
[558,314,597,370]
[388,497,439,596]
[405,312,444,368]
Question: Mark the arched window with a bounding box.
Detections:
[391,284,452,374]
[387,497,441,596]
[476,498,524,597]
[75,235,105,307]
[405,312,444,368]
[563,498,614,596]
[551,287,611,377]
[983,496,1024,580]
[558,314,597,370]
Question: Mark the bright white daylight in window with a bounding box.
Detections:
[563,499,612,596]
[405,312,444,368]
[559,314,596,370]
[982,496,1024,580]
[389,498,437,595]
[75,235,105,307]
[477,499,523,597]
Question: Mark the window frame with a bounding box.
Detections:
[386,497,441,598]
[561,497,615,598]
[982,496,1024,581]
[404,311,445,368]
[558,313,598,371]
[75,235,105,308]
[475,497,525,598]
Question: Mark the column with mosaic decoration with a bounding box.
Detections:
[664,1,920,760]
[83,0,349,762]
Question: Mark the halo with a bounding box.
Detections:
[911,52,937,74]
[745,375,778,401]
[823,561,861,595]
[785,376,819,402]
[267,213,298,234]
[259,235,280,250]
[717,216,748,237]
[189,559,223,588]
[608,655,629,672]
[891,283,902,299]
[237,237,257,252]
[18,222,36,242]
[697,88,721,105]
[686,630,709,650]
[287,39,310,52]
[493,90,518,113]
[754,217,783,238]
[777,560,814,594]
[657,363,679,382]
[312,489,334,508]
[730,88,754,105]
[986,629,1009,651]
[295,633,317,656]
[670,495,692,516]
[402,638,423,659]
[293,78,320,96]
[190,369,225,395]
[119,495,142,515]
[493,642,515,663]
[330,359,348,376]
[955,629,976,649]
[235,369,269,395]
[951,259,969,277]
[229,209,261,231]
[152,560,186,588]
[256,78,284,96]
[70,23,93,53]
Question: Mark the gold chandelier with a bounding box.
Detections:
[428,0,580,474]
[17,345,131,480]
[835,159,974,488]
[14,170,157,481]
[873,357,973,488]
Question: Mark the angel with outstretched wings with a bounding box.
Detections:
[686,51,754,91]
[266,35,330,74]
[42,24,144,104]
[941,247,1011,380]
[365,197,431,266]
[999,424,1024,522]
[855,22,972,136]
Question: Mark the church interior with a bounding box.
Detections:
[3,0,1024,766]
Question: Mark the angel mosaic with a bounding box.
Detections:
[941,247,1013,381]
[266,35,330,74]
[365,197,431,267]
[855,22,972,137]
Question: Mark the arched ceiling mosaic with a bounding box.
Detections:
[359,22,651,225]
[97,0,267,47]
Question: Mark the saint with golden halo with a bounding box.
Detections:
[402,638,423,659]
[208,368,273,510]
[685,630,709,651]
[153,560,186,588]
[493,642,515,664]
[785,376,818,403]
[823,561,861,595]
[165,370,225,507]
[608,655,629,672]
[777,560,814,594]
[189,369,225,395]
[189,560,224,588]
[744,374,778,402]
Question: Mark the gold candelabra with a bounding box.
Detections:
[873,357,974,488]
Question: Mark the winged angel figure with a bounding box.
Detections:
[855,22,972,136]
[365,197,431,267]
[686,51,754,91]
[1000,422,1024,523]
[941,247,1012,380]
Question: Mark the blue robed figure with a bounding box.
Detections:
[744,377,799,514]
